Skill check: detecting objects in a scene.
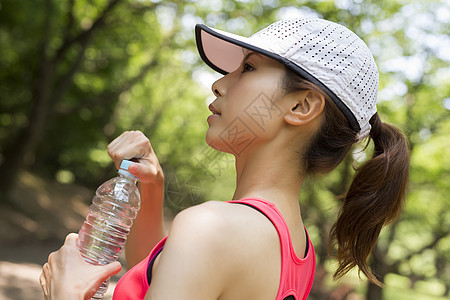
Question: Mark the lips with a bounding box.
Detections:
[208,103,221,116]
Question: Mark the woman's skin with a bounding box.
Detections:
[40,233,122,300]
[107,131,166,268]
[40,51,325,300]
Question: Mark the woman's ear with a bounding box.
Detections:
[284,90,325,126]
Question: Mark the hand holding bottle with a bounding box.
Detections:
[107,131,164,186]
[107,131,166,268]
[39,233,122,300]
[75,159,141,298]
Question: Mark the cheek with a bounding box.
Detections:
[226,80,279,119]
[238,93,284,136]
[205,116,260,156]
[206,72,284,155]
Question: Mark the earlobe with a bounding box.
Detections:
[284,90,325,126]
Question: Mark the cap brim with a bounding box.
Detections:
[195,25,246,74]
[196,24,294,75]
[195,24,361,132]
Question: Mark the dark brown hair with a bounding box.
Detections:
[282,67,410,286]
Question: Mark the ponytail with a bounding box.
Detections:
[282,67,410,286]
[329,113,410,286]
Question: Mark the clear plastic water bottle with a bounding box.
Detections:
[77,160,140,299]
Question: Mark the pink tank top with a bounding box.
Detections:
[113,198,316,299]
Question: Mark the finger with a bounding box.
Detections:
[100,261,122,278]
[47,252,55,264]
[40,263,51,297]
[43,262,51,279]
[107,131,152,170]
[39,271,48,295]
[107,132,132,168]
[64,233,78,246]
[108,131,130,150]
[127,161,139,175]
[93,261,122,285]
[128,161,162,184]
[84,262,122,298]
[127,162,154,177]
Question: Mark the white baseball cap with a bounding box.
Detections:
[195,18,379,140]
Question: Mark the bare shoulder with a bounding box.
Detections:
[169,200,280,269]
[165,201,236,250]
[168,201,237,237]
[147,201,281,299]
[172,200,277,240]
[168,201,266,246]
[164,200,279,268]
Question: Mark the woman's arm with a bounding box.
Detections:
[107,130,167,268]
[143,202,241,300]
[40,131,166,299]
[126,180,166,267]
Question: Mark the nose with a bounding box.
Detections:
[211,76,226,97]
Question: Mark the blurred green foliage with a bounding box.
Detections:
[0,0,449,299]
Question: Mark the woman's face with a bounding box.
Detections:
[205,51,287,157]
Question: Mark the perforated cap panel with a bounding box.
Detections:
[195,18,379,140]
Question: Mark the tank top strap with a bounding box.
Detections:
[227,198,303,263]
[227,198,314,300]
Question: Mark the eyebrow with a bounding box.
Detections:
[242,50,264,61]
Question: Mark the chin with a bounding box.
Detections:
[205,135,223,152]
[205,133,234,155]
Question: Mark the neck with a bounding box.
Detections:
[232,142,305,212]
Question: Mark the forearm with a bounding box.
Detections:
[125,180,167,268]
[106,130,167,268]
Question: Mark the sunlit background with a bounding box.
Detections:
[0,0,449,299]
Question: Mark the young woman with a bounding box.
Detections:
[40,17,409,300]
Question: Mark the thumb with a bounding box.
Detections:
[85,261,122,298]
[128,162,158,184]
[96,261,122,281]
[127,162,141,177]
[64,233,79,246]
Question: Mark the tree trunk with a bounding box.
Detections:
[0,59,56,200]
[0,0,122,204]
[367,282,383,300]
[0,0,55,204]
[366,243,388,300]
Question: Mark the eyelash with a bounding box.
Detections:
[242,62,255,73]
